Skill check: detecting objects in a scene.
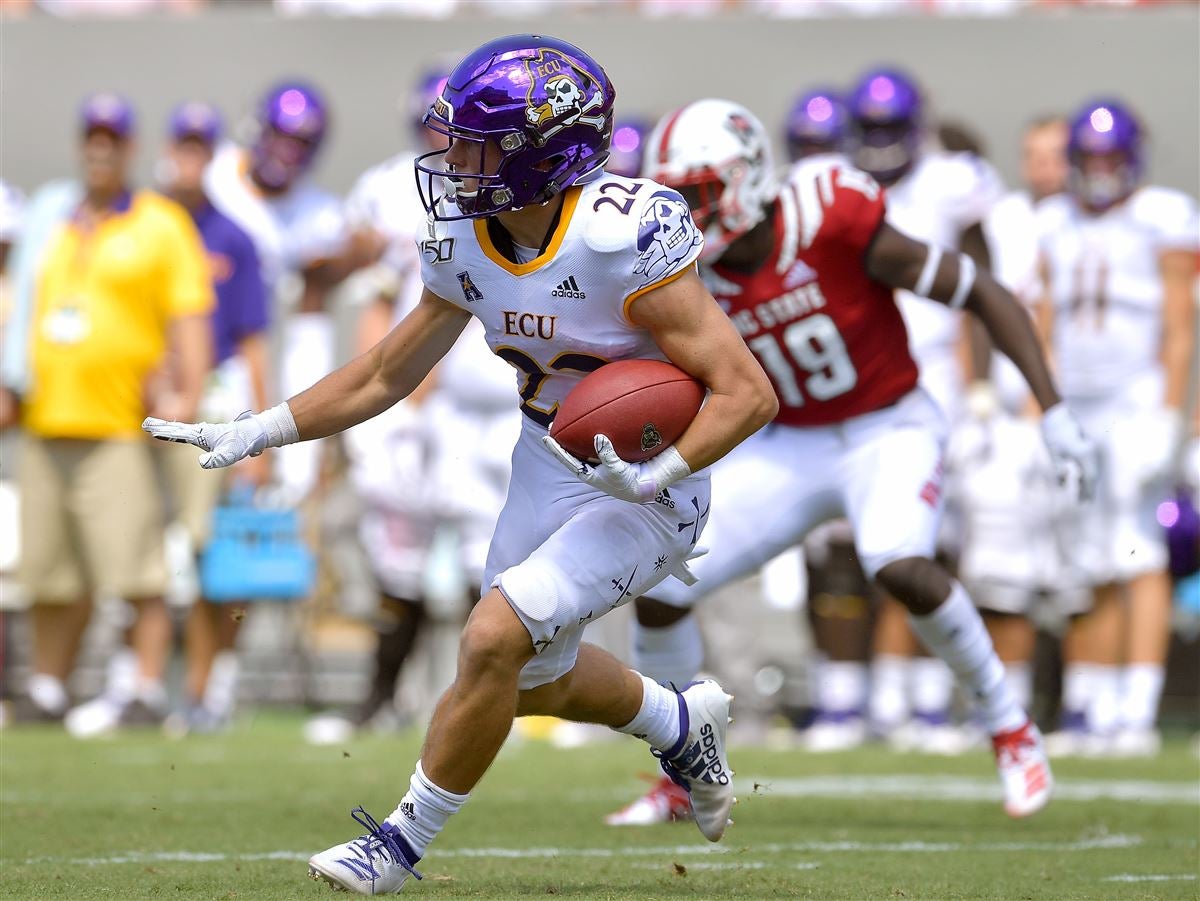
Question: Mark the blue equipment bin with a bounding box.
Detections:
[199,502,315,602]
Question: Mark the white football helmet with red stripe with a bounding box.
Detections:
[645,99,778,262]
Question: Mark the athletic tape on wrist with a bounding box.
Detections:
[260,402,300,448]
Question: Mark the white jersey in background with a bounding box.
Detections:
[344,151,425,291]
[984,190,1043,414]
[886,151,1005,420]
[1037,185,1198,401]
[421,175,709,690]
[204,142,349,500]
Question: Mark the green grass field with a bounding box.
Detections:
[2,715,1197,900]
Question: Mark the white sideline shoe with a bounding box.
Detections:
[799,712,867,753]
[308,807,422,895]
[654,680,735,842]
[992,720,1053,818]
[1108,727,1161,758]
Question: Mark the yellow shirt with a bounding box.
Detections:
[23,191,214,439]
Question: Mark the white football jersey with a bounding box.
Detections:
[1038,185,1199,399]
[886,151,1005,411]
[418,175,704,432]
[204,142,347,287]
[345,151,424,287]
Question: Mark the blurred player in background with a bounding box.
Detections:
[1038,99,1197,757]
[777,85,880,756]
[157,102,271,733]
[205,80,376,503]
[606,117,652,178]
[784,87,849,165]
[613,98,1096,825]
[146,35,776,892]
[7,96,213,730]
[944,116,1078,724]
[848,68,1006,749]
[306,69,520,744]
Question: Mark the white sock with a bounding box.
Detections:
[1003,662,1033,714]
[908,583,1024,734]
[1061,662,1097,719]
[815,660,868,716]
[386,760,468,860]
[910,657,955,719]
[1119,664,1164,732]
[613,674,682,753]
[869,654,910,730]
[632,616,704,686]
[135,678,167,711]
[105,648,139,706]
[203,651,240,717]
[27,674,67,713]
[1088,664,1121,736]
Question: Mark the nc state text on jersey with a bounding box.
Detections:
[503,311,557,340]
[728,281,828,338]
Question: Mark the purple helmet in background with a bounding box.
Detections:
[606,117,652,178]
[1067,98,1142,211]
[416,34,616,220]
[848,67,923,185]
[251,81,328,192]
[407,66,449,142]
[786,88,849,162]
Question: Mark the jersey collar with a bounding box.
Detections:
[473,186,581,277]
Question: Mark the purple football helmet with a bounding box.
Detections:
[415,34,616,220]
[848,67,923,185]
[251,81,328,192]
[1067,99,1142,211]
[607,117,652,178]
[785,88,849,162]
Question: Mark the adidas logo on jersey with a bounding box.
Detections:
[783,259,818,289]
[552,276,586,299]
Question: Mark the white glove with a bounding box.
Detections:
[142,403,299,470]
[1040,402,1100,502]
[541,433,691,505]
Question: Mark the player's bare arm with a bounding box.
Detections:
[866,222,1096,495]
[628,267,778,471]
[866,222,1059,412]
[287,287,468,438]
[1160,247,1197,412]
[143,288,469,466]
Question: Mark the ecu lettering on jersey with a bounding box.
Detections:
[416,176,702,430]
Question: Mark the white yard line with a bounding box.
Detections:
[8,833,1151,868]
[1102,874,1198,883]
[5,775,1196,807]
[739,775,1200,805]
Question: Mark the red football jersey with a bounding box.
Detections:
[709,162,919,427]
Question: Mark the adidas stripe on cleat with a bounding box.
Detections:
[308,807,422,895]
[653,680,736,842]
[551,276,586,298]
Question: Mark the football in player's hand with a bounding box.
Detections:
[550,359,705,463]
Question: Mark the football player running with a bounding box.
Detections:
[611,98,1096,823]
[145,35,776,894]
[1038,100,1197,757]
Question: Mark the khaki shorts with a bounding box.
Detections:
[161,441,224,547]
[19,436,167,603]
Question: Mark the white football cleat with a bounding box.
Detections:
[308,807,422,895]
[992,720,1053,818]
[654,680,735,842]
[604,773,693,827]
